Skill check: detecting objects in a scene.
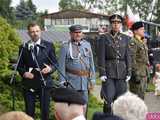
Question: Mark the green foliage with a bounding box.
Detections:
[14,0,42,29]
[0,17,21,77]
[146,83,155,92]
[27,0,37,14]
[59,0,85,10]
[153,0,160,23]
[88,94,103,120]
[58,0,160,22]
[0,0,16,24]
[16,0,36,20]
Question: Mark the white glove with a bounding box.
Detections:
[100,76,107,82]
[126,76,131,82]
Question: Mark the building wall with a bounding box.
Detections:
[44,17,109,32]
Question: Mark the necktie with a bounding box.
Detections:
[34,45,38,57]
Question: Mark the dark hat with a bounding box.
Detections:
[69,24,82,32]
[50,87,86,105]
[109,14,123,23]
[92,112,124,120]
[131,21,144,31]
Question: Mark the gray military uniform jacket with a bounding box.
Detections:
[98,32,131,80]
[59,39,96,90]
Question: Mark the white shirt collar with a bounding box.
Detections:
[30,39,41,45]
[34,39,41,45]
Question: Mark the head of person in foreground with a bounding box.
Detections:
[0,111,33,120]
[112,91,148,120]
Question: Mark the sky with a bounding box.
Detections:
[11,0,60,13]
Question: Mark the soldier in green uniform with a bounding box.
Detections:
[129,21,149,99]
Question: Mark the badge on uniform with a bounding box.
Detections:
[84,48,90,57]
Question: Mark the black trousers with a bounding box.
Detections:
[23,87,51,120]
[101,78,127,114]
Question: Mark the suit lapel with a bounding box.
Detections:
[37,40,45,57]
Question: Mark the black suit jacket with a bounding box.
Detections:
[17,40,57,89]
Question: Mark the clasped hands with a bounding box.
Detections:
[23,63,52,79]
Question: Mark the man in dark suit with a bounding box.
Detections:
[17,22,57,120]
[98,14,131,114]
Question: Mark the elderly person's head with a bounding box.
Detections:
[55,102,85,120]
[0,111,33,120]
[112,91,148,120]
[51,88,86,120]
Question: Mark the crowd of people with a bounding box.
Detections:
[4,13,159,120]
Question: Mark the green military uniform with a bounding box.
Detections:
[129,35,149,99]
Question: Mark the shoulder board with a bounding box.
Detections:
[62,41,69,45]
[120,32,133,40]
[120,32,129,37]
[129,38,136,46]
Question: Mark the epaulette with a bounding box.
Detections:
[62,41,69,45]
[129,38,136,46]
[120,32,129,37]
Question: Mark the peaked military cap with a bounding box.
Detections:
[69,24,82,32]
[109,14,123,23]
[131,21,144,31]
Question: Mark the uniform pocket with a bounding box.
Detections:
[83,47,91,57]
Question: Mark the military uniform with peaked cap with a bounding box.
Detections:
[58,24,96,105]
[109,14,123,23]
[129,21,149,99]
[69,24,82,32]
[98,14,132,114]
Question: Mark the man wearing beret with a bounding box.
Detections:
[58,24,96,117]
[98,14,132,114]
[129,21,149,99]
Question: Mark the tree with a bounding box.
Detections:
[90,0,155,20]
[27,0,37,14]
[59,0,85,10]
[15,0,37,20]
[153,0,160,23]
[0,0,16,24]
[15,0,38,29]
[16,0,32,20]
[58,0,160,22]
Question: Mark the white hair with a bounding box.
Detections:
[113,91,148,120]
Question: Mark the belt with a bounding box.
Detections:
[106,58,125,61]
[66,68,89,77]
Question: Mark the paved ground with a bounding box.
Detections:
[92,85,160,112]
[145,92,160,112]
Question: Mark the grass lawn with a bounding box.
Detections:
[87,94,103,120]
[88,106,102,120]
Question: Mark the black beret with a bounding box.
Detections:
[69,24,82,32]
[50,87,86,105]
[109,14,123,23]
[131,21,144,31]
